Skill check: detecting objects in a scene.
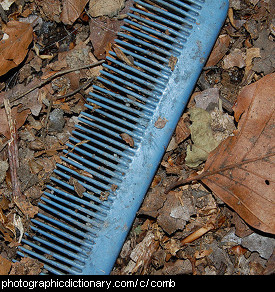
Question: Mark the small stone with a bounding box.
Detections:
[48,108,65,132]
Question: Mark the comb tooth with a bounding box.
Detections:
[103,63,161,92]
[44,191,106,225]
[34,215,95,245]
[147,0,198,21]
[130,7,190,36]
[118,31,173,58]
[135,0,193,28]
[86,98,147,125]
[66,142,126,173]
[105,56,166,87]
[124,18,183,46]
[68,136,130,167]
[115,37,169,65]
[97,76,157,109]
[88,90,153,121]
[128,11,187,40]
[18,246,76,274]
[21,239,83,272]
[24,233,85,265]
[54,162,117,192]
[114,39,171,74]
[100,70,159,101]
[72,128,134,160]
[51,172,109,198]
[46,185,108,219]
[74,124,135,154]
[61,151,123,182]
[16,251,65,275]
[29,225,87,256]
[79,113,142,142]
[121,23,182,54]
[108,49,170,78]
[168,0,202,14]
[84,103,146,133]
[42,194,102,228]
[93,84,155,115]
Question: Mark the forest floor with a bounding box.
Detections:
[0,0,274,275]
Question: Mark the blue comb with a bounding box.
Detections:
[18,0,229,275]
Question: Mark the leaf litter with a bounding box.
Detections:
[0,0,274,275]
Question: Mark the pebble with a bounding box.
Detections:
[48,108,65,132]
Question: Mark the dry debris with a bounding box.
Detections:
[0,0,274,276]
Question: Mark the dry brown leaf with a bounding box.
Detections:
[0,21,33,76]
[88,0,125,17]
[60,0,89,25]
[175,113,190,144]
[113,44,134,66]
[120,133,134,147]
[222,48,246,69]
[168,73,275,234]
[0,255,12,275]
[0,106,30,139]
[89,1,134,59]
[205,34,230,67]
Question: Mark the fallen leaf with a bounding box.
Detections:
[0,21,33,76]
[89,1,134,59]
[36,0,61,22]
[244,47,261,77]
[88,0,125,17]
[167,73,275,234]
[60,0,89,25]
[175,114,190,143]
[0,255,12,275]
[0,106,30,139]
[14,196,39,219]
[168,55,178,71]
[120,133,134,147]
[70,177,86,197]
[9,257,43,275]
[1,0,15,11]
[0,160,9,184]
[205,34,230,67]
[0,77,42,116]
[113,44,134,66]
[222,48,246,69]
[185,108,220,168]
[186,74,275,234]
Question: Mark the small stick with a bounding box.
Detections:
[3,98,22,199]
[56,76,94,100]
[0,60,105,108]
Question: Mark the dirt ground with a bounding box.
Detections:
[0,0,274,275]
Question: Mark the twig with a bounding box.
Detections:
[56,76,94,100]
[3,98,22,199]
[0,60,105,108]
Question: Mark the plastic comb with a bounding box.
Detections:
[18,0,229,275]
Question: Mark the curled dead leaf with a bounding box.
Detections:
[120,133,134,147]
[0,21,33,76]
[60,0,89,25]
[168,73,275,234]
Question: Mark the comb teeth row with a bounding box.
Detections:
[17,0,227,275]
